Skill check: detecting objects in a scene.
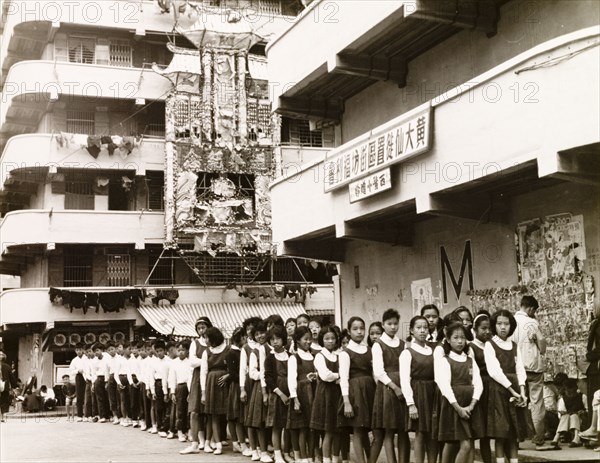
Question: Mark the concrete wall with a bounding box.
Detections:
[338,182,600,334]
[341,0,600,141]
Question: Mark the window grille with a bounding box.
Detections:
[148,248,176,285]
[249,0,282,16]
[66,110,95,134]
[63,246,93,287]
[146,171,164,211]
[65,176,94,210]
[144,123,165,137]
[109,40,132,67]
[106,253,131,286]
[68,37,95,64]
[281,117,334,148]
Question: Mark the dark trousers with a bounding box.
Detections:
[118,375,131,419]
[176,383,189,433]
[94,377,109,419]
[107,375,121,418]
[162,394,176,433]
[75,373,86,417]
[139,383,150,422]
[154,380,166,431]
[84,381,94,417]
[129,377,141,421]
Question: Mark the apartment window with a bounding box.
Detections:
[173,95,202,138]
[63,246,93,287]
[281,117,334,148]
[106,249,131,286]
[109,39,132,67]
[65,175,94,210]
[146,171,164,211]
[148,248,176,286]
[66,110,95,135]
[68,36,95,64]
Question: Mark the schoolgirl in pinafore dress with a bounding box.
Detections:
[435,351,483,442]
[484,335,529,440]
[245,344,267,429]
[265,349,290,429]
[202,343,230,416]
[188,337,208,416]
[469,336,489,440]
[371,334,407,431]
[400,341,435,433]
[310,347,340,432]
[337,340,375,430]
[287,348,315,430]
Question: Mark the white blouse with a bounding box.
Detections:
[239,340,258,388]
[484,336,527,389]
[189,337,207,369]
[314,349,339,382]
[435,351,483,404]
[338,340,368,396]
[288,349,314,399]
[372,332,401,386]
[399,342,432,407]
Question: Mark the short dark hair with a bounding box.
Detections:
[62,374,70,379]
[268,325,288,345]
[473,312,491,331]
[382,308,400,323]
[421,304,439,316]
[293,326,311,344]
[318,325,339,348]
[177,339,191,351]
[453,306,473,322]
[136,341,145,349]
[154,340,166,351]
[490,309,518,336]
[231,327,245,346]
[347,316,365,330]
[206,327,225,347]
[296,313,310,323]
[521,295,539,311]
[266,314,284,327]
[442,322,471,356]
[564,378,578,391]
[367,321,383,347]
[243,316,262,331]
[75,342,84,349]
[250,321,268,340]
[285,318,296,326]
[105,341,116,348]
[92,342,105,351]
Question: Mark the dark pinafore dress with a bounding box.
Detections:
[240,343,254,422]
[287,352,316,429]
[338,347,376,429]
[226,348,243,421]
[245,347,267,428]
[470,342,489,438]
[486,340,530,439]
[266,354,290,429]
[407,346,435,433]
[372,339,407,431]
[204,345,230,415]
[310,352,340,432]
[188,339,207,414]
[436,356,484,442]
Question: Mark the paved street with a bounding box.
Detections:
[1,413,599,463]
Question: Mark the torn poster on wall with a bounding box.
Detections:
[411,278,435,316]
[516,214,586,284]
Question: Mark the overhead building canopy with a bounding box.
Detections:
[138,302,306,338]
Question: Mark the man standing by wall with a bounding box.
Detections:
[513,295,548,449]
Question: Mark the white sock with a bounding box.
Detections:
[274,450,283,459]
[496,459,504,463]
[294,451,301,460]
[323,459,332,463]
[510,460,518,463]
[332,457,339,463]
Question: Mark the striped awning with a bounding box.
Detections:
[138,302,306,338]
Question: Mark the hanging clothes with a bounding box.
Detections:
[48,287,63,304]
[125,289,142,308]
[99,292,126,313]
[85,292,99,313]
[86,135,102,158]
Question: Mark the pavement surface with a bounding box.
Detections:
[1,410,599,462]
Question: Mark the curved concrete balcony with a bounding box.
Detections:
[0,134,165,189]
[0,209,165,253]
[1,60,171,139]
[0,287,146,327]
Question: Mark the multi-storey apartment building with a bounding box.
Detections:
[0,0,334,387]
[268,0,599,378]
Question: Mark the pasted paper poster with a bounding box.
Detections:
[543,214,586,278]
[411,278,434,316]
[516,219,547,284]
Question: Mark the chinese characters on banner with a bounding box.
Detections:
[349,168,391,203]
[324,106,432,192]
[516,214,586,284]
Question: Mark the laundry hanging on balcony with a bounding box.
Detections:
[48,287,142,314]
[53,132,142,159]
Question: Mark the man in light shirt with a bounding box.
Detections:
[69,342,88,422]
[115,342,132,426]
[513,295,547,449]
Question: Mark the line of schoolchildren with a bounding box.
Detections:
[65,306,537,463]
